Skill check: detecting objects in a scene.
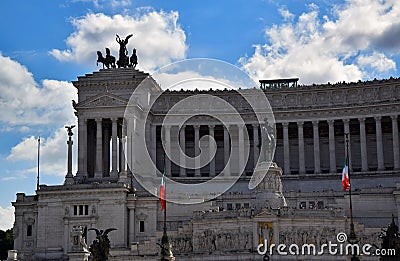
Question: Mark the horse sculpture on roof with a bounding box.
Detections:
[96,48,116,69]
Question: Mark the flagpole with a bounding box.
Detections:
[345,133,358,248]
[160,165,174,260]
[37,136,40,191]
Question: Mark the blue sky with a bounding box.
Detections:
[1,0,400,229]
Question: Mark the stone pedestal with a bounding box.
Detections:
[254,162,287,209]
[67,251,90,261]
[7,250,18,261]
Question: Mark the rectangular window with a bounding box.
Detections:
[235,203,241,210]
[27,225,32,237]
[227,203,233,210]
[244,203,250,208]
[139,221,145,233]
[299,202,306,209]
[73,205,89,216]
[309,201,316,209]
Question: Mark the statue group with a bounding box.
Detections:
[96,34,138,69]
[88,228,117,261]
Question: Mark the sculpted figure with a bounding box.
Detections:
[96,48,116,69]
[259,118,275,162]
[88,228,117,261]
[116,34,133,68]
[129,48,138,68]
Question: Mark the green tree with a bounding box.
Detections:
[0,228,13,260]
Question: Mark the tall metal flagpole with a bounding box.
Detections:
[345,133,359,261]
[37,136,40,191]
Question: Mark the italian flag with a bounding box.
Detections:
[160,168,166,211]
[341,156,350,192]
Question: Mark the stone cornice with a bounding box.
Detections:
[72,68,150,89]
[149,77,400,115]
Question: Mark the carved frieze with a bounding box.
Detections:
[76,93,128,108]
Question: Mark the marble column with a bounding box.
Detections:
[375,116,384,171]
[180,125,186,177]
[94,118,103,178]
[238,124,245,175]
[194,125,200,177]
[312,121,321,174]
[358,117,368,172]
[224,125,230,176]
[118,123,127,183]
[343,119,351,170]
[111,118,118,177]
[209,125,215,176]
[150,124,157,175]
[297,121,305,174]
[120,123,127,173]
[165,125,171,176]
[252,124,259,167]
[283,122,290,175]
[391,115,400,170]
[127,118,135,173]
[328,120,336,173]
[103,123,110,176]
[76,116,87,179]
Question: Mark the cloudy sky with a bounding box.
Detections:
[1,0,400,230]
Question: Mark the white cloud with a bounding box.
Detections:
[240,0,400,84]
[0,54,77,126]
[7,127,77,177]
[0,54,78,177]
[0,206,14,231]
[357,52,396,72]
[50,11,187,72]
[278,6,294,21]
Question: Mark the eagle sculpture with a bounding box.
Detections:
[88,228,117,261]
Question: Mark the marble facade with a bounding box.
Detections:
[12,68,400,260]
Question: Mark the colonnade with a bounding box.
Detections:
[75,115,400,179]
[278,115,399,175]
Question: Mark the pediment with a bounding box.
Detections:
[77,93,128,108]
[254,209,278,219]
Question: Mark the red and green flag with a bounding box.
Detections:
[160,168,166,211]
[341,156,350,192]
